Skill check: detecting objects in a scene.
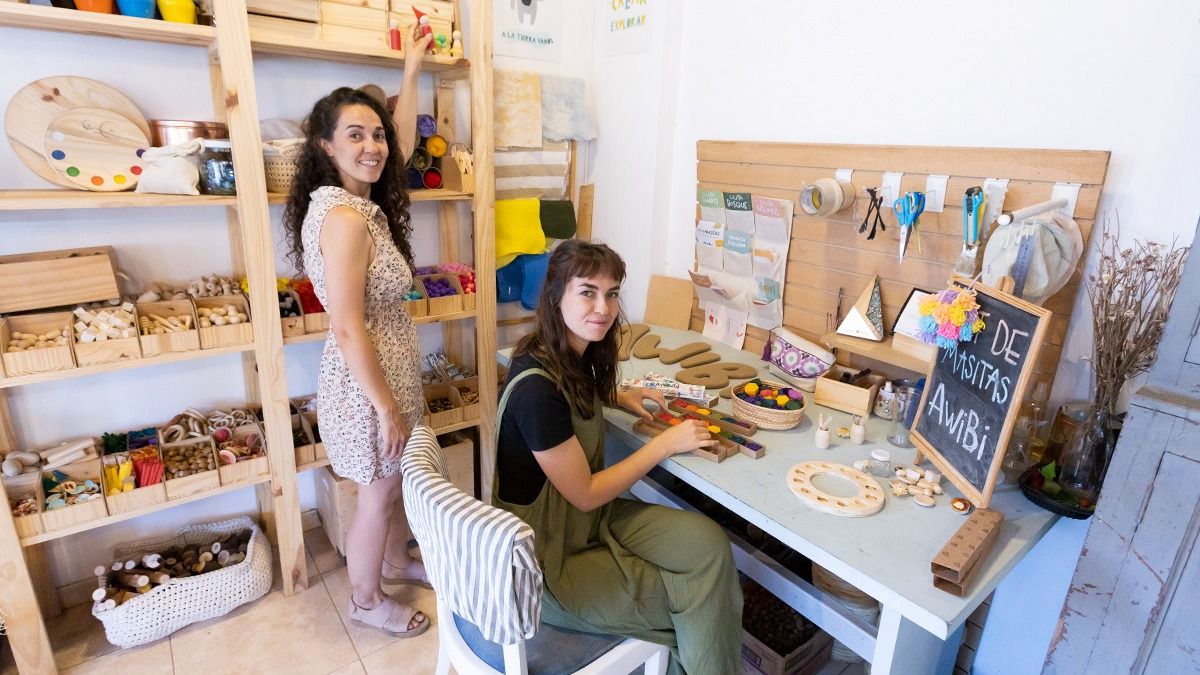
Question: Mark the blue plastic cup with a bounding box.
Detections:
[116,0,155,18]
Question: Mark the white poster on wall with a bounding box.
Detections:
[494,0,563,62]
[605,0,653,56]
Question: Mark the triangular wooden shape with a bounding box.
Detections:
[837,276,885,341]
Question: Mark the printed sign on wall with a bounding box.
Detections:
[495,0,563,62]
[605,0,653,56]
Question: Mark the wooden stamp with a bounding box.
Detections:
[931,508,1004,596]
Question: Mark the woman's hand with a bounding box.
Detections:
[654,419,718,458]
[616,387,668,422]
[403,23,435,74]
[377,402,412,460]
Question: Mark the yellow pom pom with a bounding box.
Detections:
[744,383,759,396]
[706,425,721,434]
[972,318,986,332]
[696,408,711,416]
[949,306,967,326]
[919,298,939,315]
[932,304,952,323]
[776,395,790,406]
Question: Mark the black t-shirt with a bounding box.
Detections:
[497,353,578,505]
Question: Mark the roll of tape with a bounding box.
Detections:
[800,178,855,217]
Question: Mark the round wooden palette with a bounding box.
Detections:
[787,461,885,517]
[43,108,149,192]
[5,76,150,188]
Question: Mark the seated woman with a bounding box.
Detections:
[495,240,743,675]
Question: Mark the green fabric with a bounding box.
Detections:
[494,368,743,675]
[539,200,577,239]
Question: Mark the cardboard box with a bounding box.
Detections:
[740,629,832,675]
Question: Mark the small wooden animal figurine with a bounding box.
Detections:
[850,416,866,444]
[815,413,832,449]
[450,30,464,58]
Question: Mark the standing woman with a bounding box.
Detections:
[283,27,434,638]
[495,240,743,674]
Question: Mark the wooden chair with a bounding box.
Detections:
[400,426,669,675]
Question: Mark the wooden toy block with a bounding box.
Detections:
[631,413,740,463]
[931,508,1004,596]
[668,400,757,436]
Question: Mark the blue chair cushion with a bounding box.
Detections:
[453,613,625,675]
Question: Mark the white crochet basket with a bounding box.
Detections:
[92,516,273,648]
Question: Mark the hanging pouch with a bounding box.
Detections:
[135,139,202,196]
[749,298,783,330]
[723,229,753,277]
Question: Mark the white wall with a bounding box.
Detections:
[584,0,1200,671]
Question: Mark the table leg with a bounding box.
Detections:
[872,604,955,675]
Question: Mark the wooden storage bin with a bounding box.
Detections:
[101,451,167,516]
[217,423,271,485]
[136,300,200,356]
[315,465,357,556]
[160,436,220,500]
[74,305,143,368]
[452,377,480,422]
[813,366,885,418]
[418,274,463,316]
[304,311,330,334]
[441,432,475,497]
[195,295,254,349]
[280,289,306,338]
[292,413,317,466]
[405,283,428,319]
[40,458,108,532]
[424,383,463,429]
[462,291,476,311]
[1,312,76,378]
[4,472,44,539]
[0,246,120,314]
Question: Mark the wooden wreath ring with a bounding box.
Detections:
[787,461,885,517]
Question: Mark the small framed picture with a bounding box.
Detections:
[892,287,934,339]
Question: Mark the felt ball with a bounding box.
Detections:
[786,401,801,410]
[697,408,710,416]
[775,395,790,406]
[744,383,759,396]
[706,425,721,434]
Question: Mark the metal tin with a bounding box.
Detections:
[150,120,228,147]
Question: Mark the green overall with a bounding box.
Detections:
[494,368,743,675]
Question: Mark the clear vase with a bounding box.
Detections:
[1057,406,1115,502]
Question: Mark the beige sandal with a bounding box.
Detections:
[381,558,433,589]
[348,596,430,638]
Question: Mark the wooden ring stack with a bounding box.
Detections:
[787,461,885,517]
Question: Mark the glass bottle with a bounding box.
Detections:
[887,385,918,448]
[1005,381,1048,471]
[1058,406,1114,503]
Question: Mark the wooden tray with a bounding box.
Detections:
[43,107,149,192]
[40,458,109,532]
[424,382,463,429]
[194,294,253,349]
[1,312,76,378]
[3,473,44,538]
[136,300,200,356]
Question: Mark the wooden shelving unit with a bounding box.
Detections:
[820,332,933,374]
[0,2,495,672]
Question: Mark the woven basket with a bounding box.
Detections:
[731,379,808,430]
[92,516,273,648]
[263,152,300,194]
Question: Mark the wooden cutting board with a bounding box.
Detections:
[5,76,150,188]
[43,108,149,191]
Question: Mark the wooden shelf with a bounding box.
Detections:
[821,332,933,374]
[266,190,473,206]
[250,33,469,71]
[0,190,239,212]
[20,474,272,546]
[0,343,256,390]
[297,457,331,473]
[296,419,477,472]
[282,309,478,345]
[0,2,214,46]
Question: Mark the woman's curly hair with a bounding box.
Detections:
[283,87,414,270]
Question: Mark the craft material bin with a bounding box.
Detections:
[423,382,464,429]
[3,473,44,538]
[280,289,306,337]
[740,579,833,675]
[315,465,356,556]
[74,307,143,368]
[813,366,885,418]
[405,283,428,318]
[451,377,480,422]
[291,413,316,466]
[303,311,330,334]
[40,458,109,532]
[217,423,271,485]
[0,246,120,314]
[136,300,201,356]
[160,436,220,499]
[194,295,254,349]
[417,274,464,315]
[0,312,76,377]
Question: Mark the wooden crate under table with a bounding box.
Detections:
[195,294,254,349]
[1,311,76,378]
[0,246,119,314]
[40,458,108,532]
[136,300,200,356]
[101,450,167,516]
[160,436,220,500]
[217,423,271,485]
[3,472,44,538]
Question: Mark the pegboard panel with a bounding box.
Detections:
[689,141,1110,387]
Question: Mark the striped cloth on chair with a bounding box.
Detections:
[400,426,543,645]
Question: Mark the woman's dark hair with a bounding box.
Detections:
[283,87,413,271]
[514,240,627,419]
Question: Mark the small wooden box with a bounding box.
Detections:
[217,423,272,485]
[405,283,428,319]
[1,312,76,378]
[315,465,357,556]
[319,22,388,48]
[40,459,109,532]
[441,432,475,497]
[247,13,321,41]
[813,366,885,418]
[418,274,463,316]
[137,300,201,356]
[0,246,120,314]
[101,452,167,516]
[3,473,44,539]
[280,290,307,338]
[292,413,317,466]
[462,291,476,311]
[424,383,463,429]
[74,305,142,367]
[319,1,386,28]
[195,295,254,349]
[304,311,330,334]
[297,408,326,461]
[160,437,220,499]
[452,377,480,422]
[246,0,319,21]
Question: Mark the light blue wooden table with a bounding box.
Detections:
[500,326,1058,675]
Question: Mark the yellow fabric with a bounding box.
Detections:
[495,198,546,269]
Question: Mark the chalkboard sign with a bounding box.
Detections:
[910,278,1050,508]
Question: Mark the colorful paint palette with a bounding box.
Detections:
[43,107,148,192]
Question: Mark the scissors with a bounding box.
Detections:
[962,187,986,247]
[893,191,925,262]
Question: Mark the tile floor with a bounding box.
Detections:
[1,525,868,674]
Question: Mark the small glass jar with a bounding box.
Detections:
[868,448,892,477]
[199,139,237,195]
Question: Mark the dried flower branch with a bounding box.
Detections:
[1085,219,1189,414]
